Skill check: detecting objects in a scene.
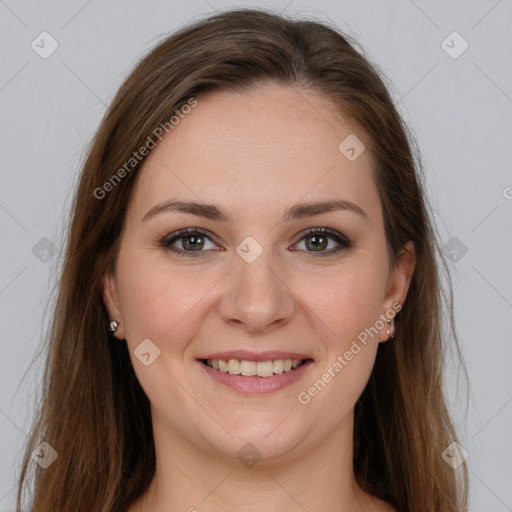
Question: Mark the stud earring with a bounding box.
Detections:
[108,320,119,333]
[386,318,395,338]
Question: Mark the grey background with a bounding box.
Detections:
[1,0,511,510]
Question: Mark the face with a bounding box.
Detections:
[102,84,415,465]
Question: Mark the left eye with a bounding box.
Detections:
[160,228,352,258]
[292,228,352,257]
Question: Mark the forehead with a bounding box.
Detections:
[128,84,380,224]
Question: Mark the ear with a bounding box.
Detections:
[379,240,416,342]
[101,272,126,340]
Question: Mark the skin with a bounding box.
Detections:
[102,83,415,512]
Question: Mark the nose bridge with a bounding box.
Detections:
[219,236,295,332]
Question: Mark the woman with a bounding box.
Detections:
[16,8,468,512]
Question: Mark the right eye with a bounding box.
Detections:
[160,228,220,257]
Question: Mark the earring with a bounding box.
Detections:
[108,320,119,333]
[386,318,395,338]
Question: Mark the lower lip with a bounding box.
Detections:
[198,359,313,394]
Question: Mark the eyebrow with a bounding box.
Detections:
[142,198,369,224]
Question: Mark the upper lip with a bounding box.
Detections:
[200,349,313,362]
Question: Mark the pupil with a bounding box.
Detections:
[307,235,326,251]
[184,235,203,250]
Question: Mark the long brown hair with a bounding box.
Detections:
[16,8,468,511]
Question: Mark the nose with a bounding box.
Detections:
[218,246,296,334]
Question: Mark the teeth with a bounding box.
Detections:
[273,359,284,374]
[205,358,305,377]
[240,360,256,376]
[257,361,274,377]
[227,359,241,374]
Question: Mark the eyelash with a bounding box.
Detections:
[159,228,353,258]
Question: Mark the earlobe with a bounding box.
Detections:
[380,241,416,342]
[101,273,125,339]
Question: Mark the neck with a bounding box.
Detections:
[137,413,372,512]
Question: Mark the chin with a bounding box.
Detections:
[197,411,311,465]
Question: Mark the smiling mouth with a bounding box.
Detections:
[202,358,311,378]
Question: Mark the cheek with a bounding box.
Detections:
[116,251,208,347]
[298,272,382,414]
[298,259,387,347]
[294,256,387,405]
